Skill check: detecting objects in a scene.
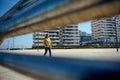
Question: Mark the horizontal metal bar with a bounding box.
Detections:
[0,0,120,44]
[0,0,78,32]
[0,52,120,80]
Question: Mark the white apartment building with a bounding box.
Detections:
[116,15,120,40]
[33,29,60,47]
[61,26,80,46]
[92,15,120,44]
[33,25,80,48]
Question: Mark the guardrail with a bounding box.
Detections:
[0,0,120,44]
[0,52,120,80]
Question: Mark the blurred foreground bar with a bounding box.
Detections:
[0,0,120,44]
[0,52,120,80]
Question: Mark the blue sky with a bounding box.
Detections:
[0,0,91,49]
[78,21,91,33]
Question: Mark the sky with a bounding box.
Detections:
[0,0,91,49]
[78,21,91,34]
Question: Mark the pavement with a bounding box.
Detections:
[0,48,120,80]
[0,65,35,80]
[1,48,120,61]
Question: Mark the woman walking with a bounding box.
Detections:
[43,34,52,57]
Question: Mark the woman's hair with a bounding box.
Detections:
[45,34,48,38]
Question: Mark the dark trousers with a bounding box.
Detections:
[44,48,52,57]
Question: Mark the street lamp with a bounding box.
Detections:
[7,40,9,50]
[113,17,118,52]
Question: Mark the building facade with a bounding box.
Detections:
[92,15,120,46]
[61,26,80,46]
[79,30,92,45]
[33,25,80,48]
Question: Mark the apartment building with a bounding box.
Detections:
[33,25,80,48]
[116,15,120,40]
[33,29,60,47]
[92,15,120,45]
[79,30,92,45]
[61,26,80,46]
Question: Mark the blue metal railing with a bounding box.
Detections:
[0,0,79,32]
[0,52,120,80]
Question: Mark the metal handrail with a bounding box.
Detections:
[0,52,120,80]
[0,0,120,44]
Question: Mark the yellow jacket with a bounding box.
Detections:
[43,37,52,48]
